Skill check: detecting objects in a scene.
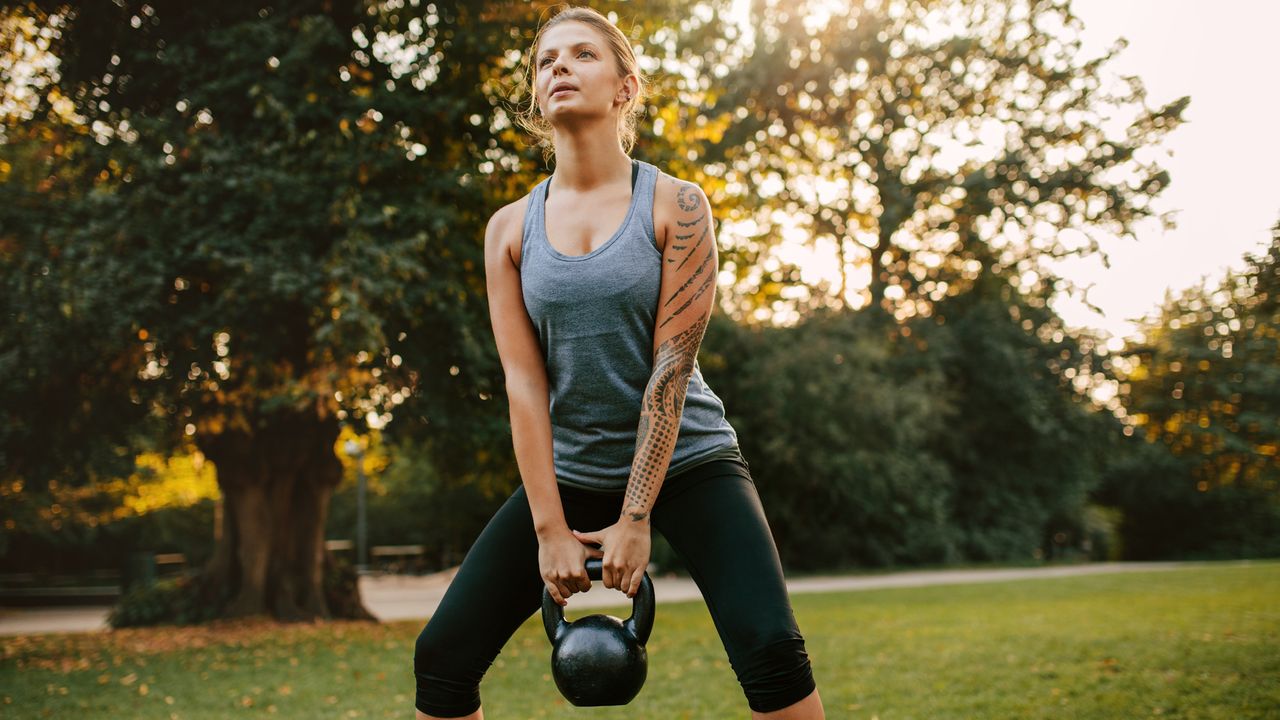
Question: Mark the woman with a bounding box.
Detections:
[413,6,825,719]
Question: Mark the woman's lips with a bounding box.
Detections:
[551,88,575,97]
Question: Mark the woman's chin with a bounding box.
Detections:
[546,108,610,126]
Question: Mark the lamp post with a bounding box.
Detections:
[344,438,368,574]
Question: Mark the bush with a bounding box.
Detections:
[325,438,507,573]
[108,553,377,627]
[324,553,375,620]
[0,499,216,579]
[108,572,225,628]
[1081,504,1123,561]
[703,309,960,570]
[1097,438,1280,560]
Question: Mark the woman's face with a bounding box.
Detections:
[534,21,630,124]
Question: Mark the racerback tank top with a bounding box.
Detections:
[520,157,743,492]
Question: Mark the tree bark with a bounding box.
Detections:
[226,481,272,616]
[205,493,235,590]
[197,408,371,622]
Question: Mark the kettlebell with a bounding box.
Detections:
[541,557,655,706]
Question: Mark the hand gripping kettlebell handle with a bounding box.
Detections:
[542,557,655,645]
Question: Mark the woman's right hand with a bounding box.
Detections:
[538,526,604,606]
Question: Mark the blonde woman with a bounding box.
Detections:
[414,6,825,718]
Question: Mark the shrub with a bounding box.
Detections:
[324,553,375,620]
[108,572,225,628]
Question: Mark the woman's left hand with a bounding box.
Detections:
[572,519,651,598]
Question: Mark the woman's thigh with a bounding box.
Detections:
[653,460,797,637]
[652,460,815,712]
[413,485,545,705]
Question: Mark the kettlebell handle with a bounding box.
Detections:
[542,558,655,646]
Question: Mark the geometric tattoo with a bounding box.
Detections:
[623,315,708,520]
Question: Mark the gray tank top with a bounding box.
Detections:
[520,158,743,492]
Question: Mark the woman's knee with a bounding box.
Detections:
[732,628,817,714]
[413,622,484,718]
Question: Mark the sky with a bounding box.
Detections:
[1039,0,1280,341]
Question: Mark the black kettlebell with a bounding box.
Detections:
[541,557,655,706]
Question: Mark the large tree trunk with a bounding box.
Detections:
[197,408,372,621]
[227,481,273,616]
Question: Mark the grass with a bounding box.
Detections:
[3,561,1278,719]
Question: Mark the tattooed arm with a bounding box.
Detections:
[574,174,719,596]
[623,177,717,521]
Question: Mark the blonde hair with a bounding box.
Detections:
[515,5,648,163]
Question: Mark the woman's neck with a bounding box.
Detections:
[547,128,632,194]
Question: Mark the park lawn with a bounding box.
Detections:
[2,561,1277,719]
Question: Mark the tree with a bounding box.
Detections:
[700,309,958,570]
[677,0,1174,562]
[1,0,505,619]
[916,270,1120,560]
[1103,220,1280,557]
[1123,221,1280,491]
[690,0,1185,326]
[1,0,734,620]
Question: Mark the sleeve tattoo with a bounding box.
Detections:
[623,180,715,521]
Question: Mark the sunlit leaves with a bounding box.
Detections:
[1119,221,1280,495]
[697,0,1184,327]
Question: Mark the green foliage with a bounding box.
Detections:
[1081,504,1123,561]
[108,572,226,628]
[0,0,719,601]
[0,133,161,521]
[0,499,215,577]
[1099,434,1280,560]
[1125,226,1280,482]
[326,437,508,572]
[1106,222,1280,559]
[705,309,958,570]
[108,552,368,629]
[700,270,1119,569]
[917,279,1121,561]
[0,0,1249,585]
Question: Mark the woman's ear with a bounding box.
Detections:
[618,75,639,103]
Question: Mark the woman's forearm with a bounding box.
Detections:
[622,316,706,521]
[506,379,568,537]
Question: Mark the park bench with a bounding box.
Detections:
[370,544,426,574]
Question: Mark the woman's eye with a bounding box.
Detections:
[539,50,592,67]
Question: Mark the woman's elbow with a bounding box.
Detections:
[504,373,546,404]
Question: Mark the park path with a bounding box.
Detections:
[0,560,1213,637]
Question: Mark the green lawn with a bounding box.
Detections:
[3,561,1277,719]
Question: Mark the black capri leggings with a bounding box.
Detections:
[413,456,816,717]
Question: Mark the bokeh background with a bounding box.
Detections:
[1,0,1277,626]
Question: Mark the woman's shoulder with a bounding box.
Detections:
[650,167,713,253]
[486,191,538,267]
[652,166,710,211]
[488,193,533,230]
